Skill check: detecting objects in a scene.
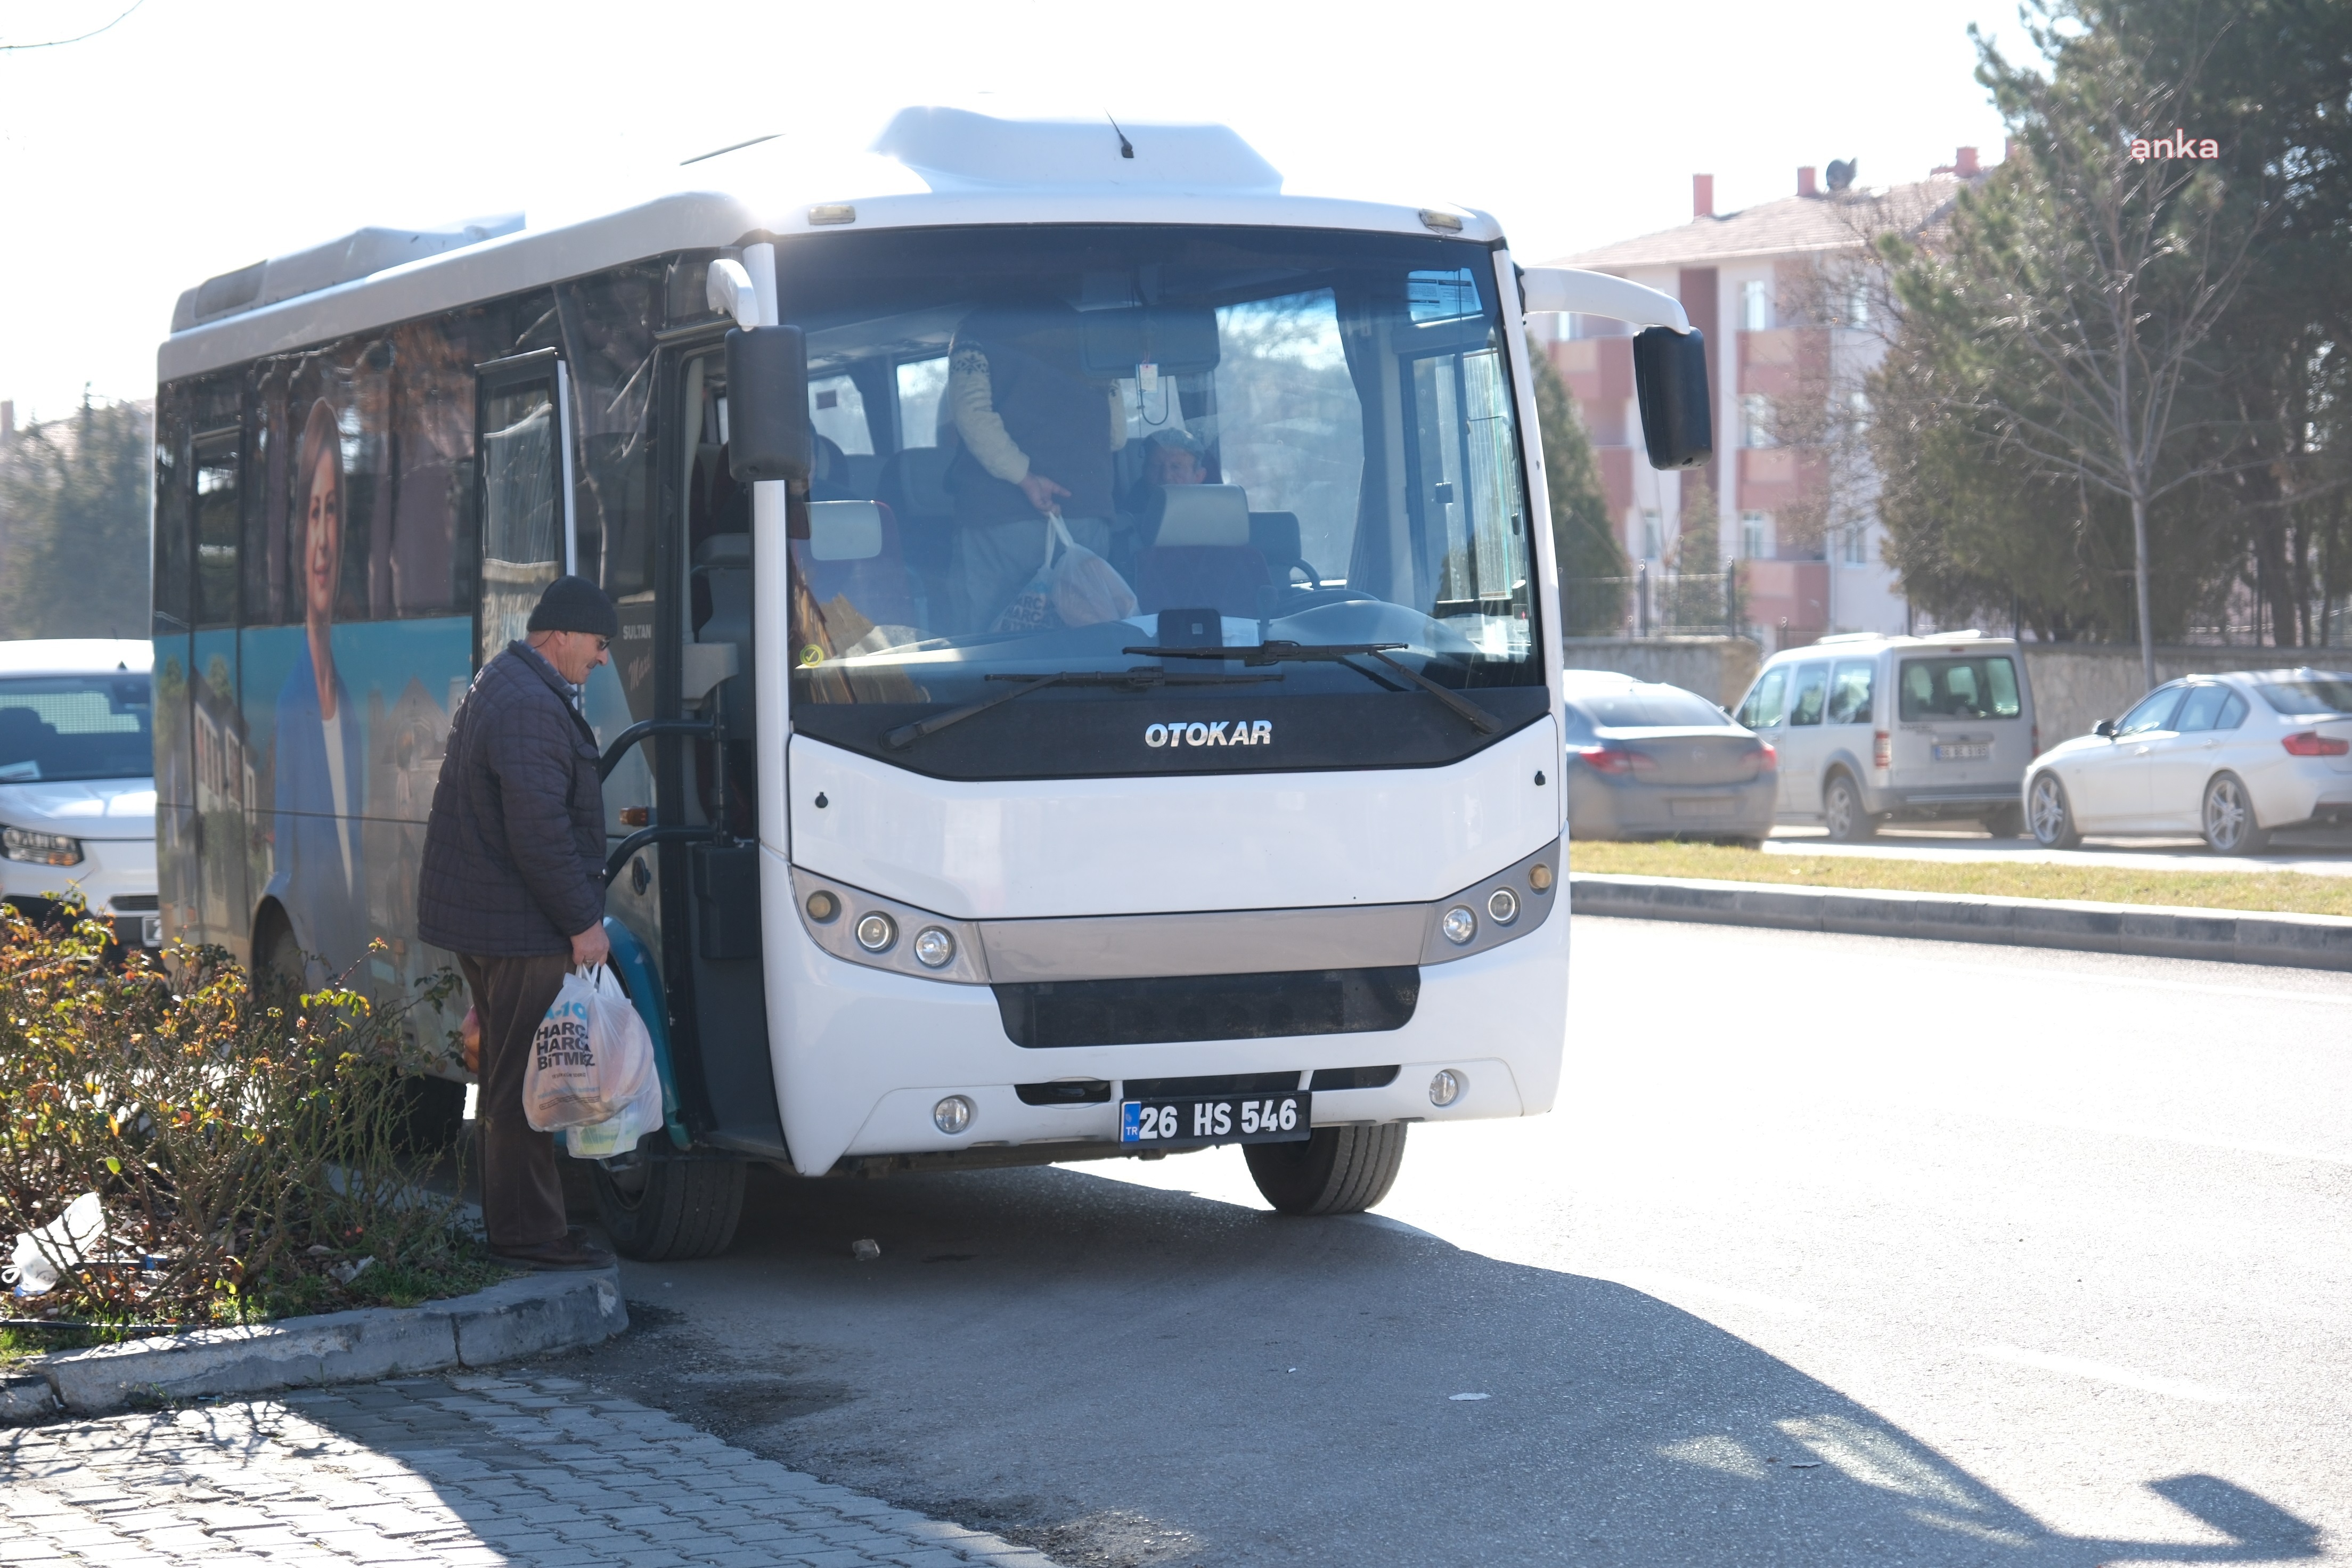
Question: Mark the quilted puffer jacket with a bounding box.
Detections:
[418,642,606,957]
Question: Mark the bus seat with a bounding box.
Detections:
[1137,485,1268,618]
[1247,510,1319,584]
[838,452,885,499]
[876,445,959,605]
[810,435,858,502]
[790,501,918,632]
[692,534,752,652]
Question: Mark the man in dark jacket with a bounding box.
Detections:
[419,576,619,1270]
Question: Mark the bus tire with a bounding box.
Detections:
[1244,1123,1407,1216]
[590,1156,746,1260]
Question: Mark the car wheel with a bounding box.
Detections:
[591,1155,746,1260]
[1822,773,1875,843]
[2202,772,2272,856]
[2027,772,2080,848]
[1981,805,2027,839]
[1244,1124,1407,1215]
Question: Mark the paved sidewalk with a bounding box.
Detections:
[0,1374,1057,1568]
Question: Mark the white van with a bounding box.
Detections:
[1731,632,2038,840]
[0,640,159,948]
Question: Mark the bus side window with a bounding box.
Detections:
[475,353,574,667]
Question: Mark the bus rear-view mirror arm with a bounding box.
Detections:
[710,253,813,486]
[1520,266,1714,472]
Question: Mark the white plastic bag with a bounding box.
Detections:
[990,515,1136,632]
[561,1055,665,1160]
[6,1190,104,1297]
[524,967,654,1131]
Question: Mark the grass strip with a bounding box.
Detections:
[1567,840,2352,918]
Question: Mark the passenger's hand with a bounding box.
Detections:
[1019,473,1069,514]
[571,922,611,970]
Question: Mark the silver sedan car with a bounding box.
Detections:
[1563,671,1778,844]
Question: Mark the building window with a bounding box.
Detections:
[1742,279,1771,332]
[1845,274,1871,328]
[1848,389,1870,438]
[1640,509,1661,561]
[1740,511,1768,560]
[1842,522,1868,565]
[1742,394,1774,448]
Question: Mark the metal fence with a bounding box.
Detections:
[1561,566,1742,639]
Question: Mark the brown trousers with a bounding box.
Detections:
[459,952,572,1252]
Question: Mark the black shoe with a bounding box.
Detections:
[491,1233,614,1271]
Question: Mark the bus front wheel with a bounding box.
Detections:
[590,1155,746,1260]
[1244,1124,1407,1216]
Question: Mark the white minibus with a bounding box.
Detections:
[151,109,1711,1255]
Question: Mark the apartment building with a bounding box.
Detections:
[1545,150,1988,649]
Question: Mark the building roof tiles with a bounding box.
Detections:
[1551,175,1971,272]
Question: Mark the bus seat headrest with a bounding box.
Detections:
[1150,485,1250,548]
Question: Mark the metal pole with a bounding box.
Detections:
[1637,562,1650,639]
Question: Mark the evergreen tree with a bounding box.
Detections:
[0,395,152,641]
[1528,334,1627,635]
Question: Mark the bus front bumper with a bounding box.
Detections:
[762,859,1569,1177]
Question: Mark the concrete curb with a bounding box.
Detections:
[1570,872,2352,971]
[2,1267,625,1423]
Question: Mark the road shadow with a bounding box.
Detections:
[545,1161,2321,1568]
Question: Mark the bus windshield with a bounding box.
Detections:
[0,675,153,783]
[748,226,1541,724]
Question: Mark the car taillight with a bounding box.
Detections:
[2282,730,2350,757]
[1755,741,1778,772]
[1873,730,1890,770]
[1574,745,1652,777]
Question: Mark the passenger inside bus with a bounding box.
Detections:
[942,302,1129,632]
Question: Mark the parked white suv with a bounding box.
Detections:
[1732,632,2040,841]
[0,640,159,949]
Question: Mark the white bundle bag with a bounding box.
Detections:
[6,1190,104,1297]
[524,967,654,1131]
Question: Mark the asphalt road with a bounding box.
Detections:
[557,919,2352,1567]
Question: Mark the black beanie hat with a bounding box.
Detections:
[526,575,618,639]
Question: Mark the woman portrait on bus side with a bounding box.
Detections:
[269,397,367,969]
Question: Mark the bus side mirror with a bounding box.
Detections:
[1632,326,1713,471]
[725,325,812,484]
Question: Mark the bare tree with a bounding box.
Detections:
[1959,16,2268,689]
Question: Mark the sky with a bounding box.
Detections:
[0,0,2030,422]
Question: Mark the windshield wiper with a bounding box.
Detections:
[1121,640,1499,736]
[882,666,1284,750]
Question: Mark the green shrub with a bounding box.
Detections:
[0,902,504,1334]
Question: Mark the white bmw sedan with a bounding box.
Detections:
[2025,669,2352,854]
[0,639,158,947]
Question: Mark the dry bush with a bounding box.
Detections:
[0,902,499,1332]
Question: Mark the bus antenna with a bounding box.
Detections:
[1106,113,1134,160]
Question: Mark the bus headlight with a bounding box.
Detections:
[1486,888,1519,925]
[913,927,956,968]
[1430,1069,1466,1107]
[3,827,81,867]
[1441,907,1476,945]
[933,1095,974,1135]
[855,912,896,952]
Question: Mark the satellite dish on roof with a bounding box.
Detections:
[1826,159,1857,193]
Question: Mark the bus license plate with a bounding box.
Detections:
[1120,1092,1311,1148]
[1934,742,1991,761]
